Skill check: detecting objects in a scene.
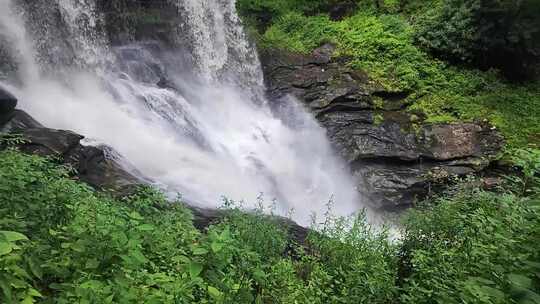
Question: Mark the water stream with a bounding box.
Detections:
[0,0,372,226]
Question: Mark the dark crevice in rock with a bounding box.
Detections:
[315,103,373,117]
[372,90,410,101]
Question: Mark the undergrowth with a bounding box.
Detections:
[1,146,539,303]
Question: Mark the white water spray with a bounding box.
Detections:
[0,0,372,225]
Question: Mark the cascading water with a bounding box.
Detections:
[0,0,374,225]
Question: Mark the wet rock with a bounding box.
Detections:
[190,206,308,246]
[261,48,505,210]
[18,128,83,156]
[1,110,43,132]
[312,43,336,64]
[114,44,165,84]
[157,76,176,90]
[0,110,142,196]
[482,177,503,190]
[66,145,143,196]
[328,1,358,20]
[0,86,17,125]
[97,0,179,46]
[262,48,373,117]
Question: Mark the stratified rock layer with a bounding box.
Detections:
[0,86,17,125]
[261,45,504,210]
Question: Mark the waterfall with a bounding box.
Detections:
[170,0,264,85]
[0,0,372,225]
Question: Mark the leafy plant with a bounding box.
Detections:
[0,145,539,303]
[413,0,540,79]
[400,184,540,304]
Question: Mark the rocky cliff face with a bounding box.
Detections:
[261,45,504,211]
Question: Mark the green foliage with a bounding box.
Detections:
[305,212,398,303]
[413,0,540,79]
[0,149,399,303]
[0,133,26,147]
[507,148,540,196]
[1,148,539,302]
[250,5,540,148]
[399,183,540,304]
[237,0,359,29]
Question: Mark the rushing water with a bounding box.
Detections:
[0,0,372,225]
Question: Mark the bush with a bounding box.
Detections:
[0,148,398,303]
[237,0,360,30]
[1,147,539,303]
[414,0,540,80]
[305,212,399,303]
[400,185,540,304]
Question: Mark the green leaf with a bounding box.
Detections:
[0,241,12,255]
[255,295,263,304]
[11,265,31,280]
[0,279,12,300]
[509,273,533,289]
[80,280,103,290]
[208,286,222,300]
[137,224,155,231]
[211,241,223,253]
[71,240,86,253]
[192,247,208,256]
[28,257,43,279]
[27,288,43,298]
[219,227,231,241]
[188,262,203,278]
[0,231,29,242]
[469,276,495,286]
[85,258,100,269]
[128,212,144,220]
[253,269,266,283]
[480,285,505,300]
[21,296,34,304]
[129,250,148,264]
[522,290,540,304]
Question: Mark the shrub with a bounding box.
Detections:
[400,184,540,304]
[1,147,539,303]
[0,149,399,303]
[305,212,399,303]
[414,0,540,80]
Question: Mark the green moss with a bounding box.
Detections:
[373,113,385,125]
[372,96,385,109]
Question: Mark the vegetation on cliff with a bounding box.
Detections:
[1,1,540,303]
[239,0,540,149]
[1,143,539,303]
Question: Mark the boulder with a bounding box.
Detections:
[261,48,504,211]
[190,206,308,245]
[1,110,43,132]
[0,86,17,125]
